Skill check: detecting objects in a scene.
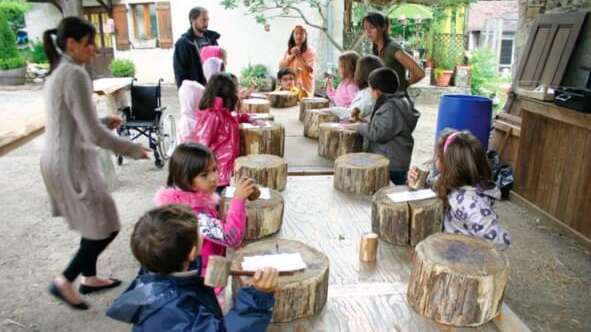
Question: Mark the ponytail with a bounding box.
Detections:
[42,17,96,75]
[43,28,60,74]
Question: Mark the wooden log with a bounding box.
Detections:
[371,185,443,246]
[241,98,271,113]
[234,154,288,191]
[248,113,274,122]
[359,233,378,262]
[204,255,231,288]
[334,153,390,195]
[219,187,284,240]
[299,97,329,121]
[407,233,510,327]
[303,108,339,139]
[269,91,298,108]
[408,167,429,191]
[317,122,363,160]
[239,122,285,157]
[231,239,330,323]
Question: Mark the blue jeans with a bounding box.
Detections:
[390,170,407,185]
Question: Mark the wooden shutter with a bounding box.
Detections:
[156,2,173,49]
[112,4,130,50]
[515,12,587,89]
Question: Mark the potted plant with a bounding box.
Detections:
[109,58,136,78]
[0,13,26,85]
[435,56,454,87]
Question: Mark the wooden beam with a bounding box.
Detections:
[95,0,112,13]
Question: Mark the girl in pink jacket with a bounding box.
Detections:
[154,143,256,278]
[325,51,360,107]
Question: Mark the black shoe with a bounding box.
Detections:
[79,278,122,295]
[48,282,89,310]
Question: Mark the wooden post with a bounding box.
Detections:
[334,153,390,195]
[219,188,284,240]
[407,233,510,327]
[241,98,271,113]
[303,108,339,139]
[318,123,363,160]
[240,122,285,157]
[359,233,378,262]
[234,154,288,191]
[299,97,329,121]
[269,91,298,108]
[231,239,330,323]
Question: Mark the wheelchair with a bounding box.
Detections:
[117,79,176,168]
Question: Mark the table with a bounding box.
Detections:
[227,176,523,331]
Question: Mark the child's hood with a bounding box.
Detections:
[379,93,420,131]
[153,187,219,211]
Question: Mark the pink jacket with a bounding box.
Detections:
[153,187,246,276]
[326,79,359,108]
[190,97,240,186]
[178,80,205,143]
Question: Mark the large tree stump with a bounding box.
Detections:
[241,98,271,113]
[407,233,510,327]
[269,91,298,108]
[231,239,329,323]
[299,97,329,121]
[318,123,363,160]
[371,185,443,246]
[240,122,285,157]
[303,108,339,139]
[334,153,390,195]
[234,154,287,191]
[219,188,284,240]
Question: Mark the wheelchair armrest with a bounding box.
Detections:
[155,107,167,113]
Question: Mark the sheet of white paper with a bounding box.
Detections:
[224,186,271,200]
[241,123,255,129]
[387,189,436,203]
[241,253,307,272]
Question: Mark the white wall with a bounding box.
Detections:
[24,4,62,43]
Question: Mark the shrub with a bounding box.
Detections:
[30,39,47,63]
[469,48,500,97]
[0,12,24,69]
[240,64,269,89]
[109,59,135,77]
[0,1,29,34]
[0,56,25,69]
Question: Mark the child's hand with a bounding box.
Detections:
[234,177,256,200]
[407,166,419,184]
[349,108,360,122]
[251,267,279,294]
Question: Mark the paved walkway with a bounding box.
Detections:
[0,87,45,155]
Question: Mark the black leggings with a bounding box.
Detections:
[63,231,118,282]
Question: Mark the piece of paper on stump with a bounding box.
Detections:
[241,253,307,272]
[225,186,271,200]
[387,189,436,203]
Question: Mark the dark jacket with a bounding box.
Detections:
[106,265,274,332]
[173,29,221,88]
[358,93,419,171]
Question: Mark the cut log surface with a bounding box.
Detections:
[407,233,510,327]
[269,91,298,108]
[240,122,285,157]
[241,98,271,113]
[234,154,288,191]
[299,97,329,121]
[334,153,390,195]
[231,239,330,323]
[219,188,284,240]
[371,185,443,246]
[318,123,363,160]
[303,108,339,139]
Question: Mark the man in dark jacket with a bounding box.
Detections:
[173,6,221,88]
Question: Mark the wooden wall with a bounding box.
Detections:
[515,98,591,239]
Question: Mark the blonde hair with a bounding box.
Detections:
[339,51,360,81]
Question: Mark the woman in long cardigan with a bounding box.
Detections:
[41,17,148,310]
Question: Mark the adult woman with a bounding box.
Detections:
[41,17,149,309]
[363,12,425,92]
[279,25,316,97]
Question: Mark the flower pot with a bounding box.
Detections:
[0,67,26,85]
[435,70,453,87]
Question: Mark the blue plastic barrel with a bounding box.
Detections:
[435,94,492,150]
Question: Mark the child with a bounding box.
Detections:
[330,55,384,121]
[178,80,205,143]
[355,67,419,185]
[154,143,255,277]
[106,205,278,332]
[275,68,308,101]
[188,73,243,191]
[200,46,227,82]
[325,51,359,108]
[408,131,512,249]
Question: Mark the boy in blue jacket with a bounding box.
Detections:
[106,205,278,332]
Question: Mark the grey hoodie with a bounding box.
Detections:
[358,92,420,171]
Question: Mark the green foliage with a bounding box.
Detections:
[109,59,136,77]
[30,39,47,63]
[0,55,25,69]
[240,63,269,89]
[469,48,500,97]
[0,1,29,33]
[0,12,24,69]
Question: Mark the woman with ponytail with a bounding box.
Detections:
[41,17,150,310]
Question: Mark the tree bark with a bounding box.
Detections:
[241,98,271,113]
[269,91,298,108]
[303,108,338,139]
[334,153,390,195]
[240,122,285,157]
[317,122,363,160]
[234,154,288,191]
[299,97,329,122]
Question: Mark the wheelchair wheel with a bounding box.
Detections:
[157,113,176,161]
[117,155,124,165]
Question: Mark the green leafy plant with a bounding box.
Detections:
[0,1,29,34]
[0,12,24,70]
[469,48,500,97]
[109,59,136,77]
[0,55,24,69]
[240,64,269,90]
[30,39,47,63]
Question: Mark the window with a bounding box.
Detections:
[112,2,172,50]
[131,3,158,41]
[500,39,513,65]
